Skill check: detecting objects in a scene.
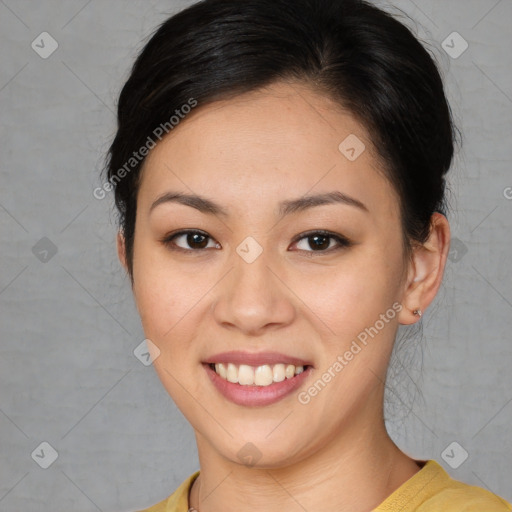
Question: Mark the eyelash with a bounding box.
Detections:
[160,229,352,256]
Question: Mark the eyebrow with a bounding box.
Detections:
[149,190,368,217]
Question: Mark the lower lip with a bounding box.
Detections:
[203,363,313,407]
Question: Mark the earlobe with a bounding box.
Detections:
[398,213,450,325]
[116,231,128,272]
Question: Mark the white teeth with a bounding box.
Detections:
[215,363,227,379]
[254,365,273,386]
[212,362,307,386]
[272,363,285,382]
[238,364,255,385]
[226,363,238,383]
[285,364,295,379]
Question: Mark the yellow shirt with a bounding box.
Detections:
[138,460,511,511]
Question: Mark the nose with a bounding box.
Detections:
[212,248,296,336]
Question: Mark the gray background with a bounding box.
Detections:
[1,0,511,510]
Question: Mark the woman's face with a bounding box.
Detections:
[126,82,414,467]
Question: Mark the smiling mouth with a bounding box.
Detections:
[208,362,311,387]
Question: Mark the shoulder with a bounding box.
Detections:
[421,482,512,511]
[376,460,511,512]
[136,470,200,512]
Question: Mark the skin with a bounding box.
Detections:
[117,81,450,512]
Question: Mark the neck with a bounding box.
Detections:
[189,417,420,512]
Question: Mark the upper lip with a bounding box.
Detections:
[203,351,313,367]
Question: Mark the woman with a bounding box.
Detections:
[104,0,511,510]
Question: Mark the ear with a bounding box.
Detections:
[116,231,128,273]
[398,212,451,325]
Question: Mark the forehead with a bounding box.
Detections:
[137,82,399,220]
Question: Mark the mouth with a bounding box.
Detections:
[207,362,312,386]
[203,360,313,407]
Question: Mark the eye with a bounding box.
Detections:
[291,230,352,255]
[161,230,220,252]
[161,229,351,255]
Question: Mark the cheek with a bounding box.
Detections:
[132,254,208,399]
[131,240,219,374]
[293,248,404,340]
[132,240,191,339]
[134,269,199,340]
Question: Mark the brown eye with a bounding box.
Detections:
[163,230,219,252]
[292,230,351,254]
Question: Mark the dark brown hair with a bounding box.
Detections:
[104,0,459,280]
